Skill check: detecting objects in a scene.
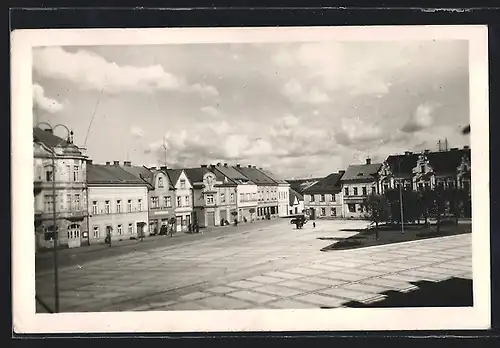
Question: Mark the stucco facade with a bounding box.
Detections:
[302,172,344,220]
[33,128,88,250]
[168,169,194,232]
[87,185,149,243]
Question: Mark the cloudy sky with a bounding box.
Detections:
[32,40,470,179]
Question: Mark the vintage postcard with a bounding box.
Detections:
[11,25,490,333]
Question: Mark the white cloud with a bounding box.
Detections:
[281,79,330,104]
[401,102,438,133]
[32,83,64,114]
[201,105,221,117]
[33,47,218,97]
[130,126,145,138]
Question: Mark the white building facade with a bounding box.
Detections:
[168,169,194,232]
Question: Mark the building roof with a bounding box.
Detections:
[302,172,344,194]
[183,167,235,186]
[386,148,471,177]
[341,163,383,182]
[166,169,185,186]
[212,164,253,184]
[87,164,151,186]
[258,168,289,185]
[121,166,175,190]
[286,178,323,193]
[234,166,278,186]
[33,127,84,156]
[289,188,304,206]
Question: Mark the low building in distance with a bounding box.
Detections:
[258,168,291,218]
[288,188,304,216]
[303,171,344,219]
[87,161,151,244]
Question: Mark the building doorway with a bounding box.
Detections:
[67,224,81,248]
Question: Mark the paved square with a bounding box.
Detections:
[35,219,472,312]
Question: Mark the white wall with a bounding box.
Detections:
[278,185,290,217]
[174,171,193,214]
[237,183,258,208]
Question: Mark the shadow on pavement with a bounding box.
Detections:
[343,277,473,308]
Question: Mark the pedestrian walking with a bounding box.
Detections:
[106,228,112,247]
[313,222,316,228]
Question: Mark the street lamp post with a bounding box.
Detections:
[36,122,71,313]
[398,157,404,235]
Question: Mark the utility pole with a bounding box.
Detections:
[398,157,404,234]
[36,122,71,313]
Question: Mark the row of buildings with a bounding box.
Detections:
[33,127,295,250]
[32,126,471,250]
[289,147,471,220]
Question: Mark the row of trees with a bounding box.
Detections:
[363,186,471,234]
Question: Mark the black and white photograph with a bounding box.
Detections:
[12,25,490,333]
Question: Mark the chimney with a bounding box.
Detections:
[464,145,470,150]
[424,149,430,154]
[105,161,111,165]
[160,165,167,171]
[366,158,371,165]
[253,165,256,169]
[44,128,53,134]
[209,164,215,169]
[224,163,228,168]
[236,164,241,168]
[87,159,93,165]
[248,165,252,168]
[113,161,120,166]
[123,161,132,167]
[450,147,459,151]
[201,164,208,168]
[339,170,345,176]
[216,162,221,166]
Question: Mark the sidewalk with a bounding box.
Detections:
[35,218,283,260]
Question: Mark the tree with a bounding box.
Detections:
[362,193,390,240]
[384,187,419,225]
[428,188,447,234]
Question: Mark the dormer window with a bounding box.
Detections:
[180,179,186,189]
[158,177,164,188]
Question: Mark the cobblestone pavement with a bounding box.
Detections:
[35,219,472,312]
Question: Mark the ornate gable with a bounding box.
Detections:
[412,154,434,178]
[457,154,471,177]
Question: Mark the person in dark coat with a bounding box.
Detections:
[313,222,316,228]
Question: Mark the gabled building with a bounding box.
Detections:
[288,188,304,216]
[234,165,279,219]
[121,163,176,235]
[303,171,344,219]
[167,169,194,232]
[183,165,237,228]
[385,146,471,192]
[211,163,258,223]
[87,161,151,244]
[340,158,383,218]
[258,168,291,217]
[33,127,88,250]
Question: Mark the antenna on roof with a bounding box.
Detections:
[83,86,105,147]
[161,137,167,167]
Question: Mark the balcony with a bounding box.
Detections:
[36,210,87,222]
[33,180,86,191]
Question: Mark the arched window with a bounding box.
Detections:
[68,224,80,239]
[158,177,164,188]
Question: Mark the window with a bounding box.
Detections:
[331,194,336,202]
[117,224,122,235]
[420,165,425,173]
[164,196,171,207]
[105,200,110,214]
[138,199,142,211]
[177,196,182,207]
[127,199,132,212]
[73,165,79,181]
[247,193,250,201]
[185,195,190,206]
[220,193,225,203]
[330,208,337,217]
[353,187,358,195]
[45,167,53,182]
[66,194,72,211]
[362,187,367,195]
[92,201,98,215]
[240,193,244,202]
[93,226,99,239]
[344,187,349,196]
[66,165,71,180]
[206,194,214,204]
[74,194,81,210]
[116,199,121,213]
[348,204,356,213]
[44,225,56,241]
[310,195,315,202]
[44,195,54,213]
[151,197,159,208]
[158,177,164,188]
[321,208,326,216]
[180,179,186,189]
[128,223,133,234]
[230,193,235,203]
[320,194,325,202]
